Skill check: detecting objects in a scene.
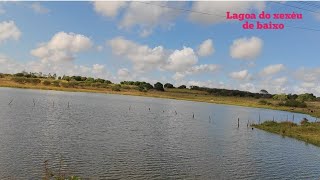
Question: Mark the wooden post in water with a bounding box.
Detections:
[192,113,194,119]
[68,102,70,108]
[287,115,288,121]
[292,114,294,122]
[8,99,14,105]
[238,118,239,128]
[33,99,35,107]
[259,113,261,124]
[53,101,54,108]
[247,119,249,127]
[273,116,274,122]
[175,111,177,115]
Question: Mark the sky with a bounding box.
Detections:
[1,1,320,95]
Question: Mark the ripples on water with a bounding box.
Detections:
[0,88,319,179]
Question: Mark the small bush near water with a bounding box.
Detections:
[258,100,272,105]
[12,77,41,84]
[43,80,51,86]
[278,99,307,108]
[253,119,320,147]
[112,84,121,91]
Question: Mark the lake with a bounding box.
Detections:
[0,87,319,179]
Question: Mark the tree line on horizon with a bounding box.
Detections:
[1,71,319,104]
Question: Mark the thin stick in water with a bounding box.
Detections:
[8,99,14,105]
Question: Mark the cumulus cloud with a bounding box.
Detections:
[119,2,181,33]
[109,36,166,72]
[173,64,220,80]
[230,36,263,60]
[239,83,256,92]
[0,20,21,44]
[31,2,50,14]
[0,54,24,73]
[117,68,131,80]
[294,67,320,82]
[260,64,285,76]
[92,64,105,73]
[165,47,198,72]
[189,1,265,24]
[109,36,220,79]
[93,1,127,17]
[93,1,183,37]
[229,70,249,80]
[31,32,93,63]
[183,80,231,89]
[197,39,214,57]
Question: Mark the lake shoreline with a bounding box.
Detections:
[252,121,320,147]
[1,83,319,119]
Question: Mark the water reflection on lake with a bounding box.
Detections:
[0,88,319,179]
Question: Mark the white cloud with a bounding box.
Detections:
[184,80,231,89]
[301,82,316,88]
[0,54,24,73]
[229,70,249,80]
[273,76,288,86]
[117,68,131,80]
[31,32,93,63]
[197,39,214,57]
[294,67,320,82]
[108,36,166,72]
[92,64,105,73]
[173,64,220,80]
[31,2,50,14]
[260,64,285,76]
[239,83,256,92]
[230,36,263,60]
[119,2,181,32]
[165,46,198,72]
[93,1,127,17]
[93,1,183,37]
[0,21,21,44]
[189,1,265,24]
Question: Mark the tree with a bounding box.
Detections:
[178,85,186,89]
[297,93,316,102]
[164,83,174,88]
[154,82,164,91]
[260,89,269,94]
[273,94,288,101]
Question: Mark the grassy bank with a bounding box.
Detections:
[1,76,320,118]
[252,120,320,147]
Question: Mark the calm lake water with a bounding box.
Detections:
[0,87,320,179]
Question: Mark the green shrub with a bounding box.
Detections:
[12,77,27,84]
[42,80,51,86]
[258,100,272,105]
[273,94,288,101]
[0,73,4,78]
[112,85,121,91]
[60,82,70,88]
[52,80,60,87]
[29,78,41,85]
[278,99,307,108]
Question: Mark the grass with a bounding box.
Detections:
[252,120,320,147]
[1,76,320,118]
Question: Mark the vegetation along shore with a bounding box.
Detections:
[1,71,320,119]
[252,119,320,147]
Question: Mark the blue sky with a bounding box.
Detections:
[1,1,320,95]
